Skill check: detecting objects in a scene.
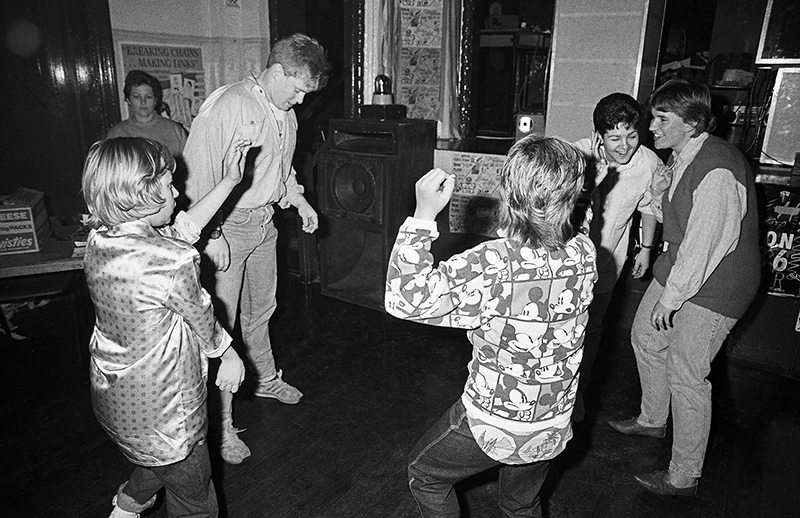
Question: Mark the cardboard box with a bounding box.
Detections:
[0,188,51,255]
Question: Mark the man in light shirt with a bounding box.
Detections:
[608,79,760,496]
[184,33,331,465]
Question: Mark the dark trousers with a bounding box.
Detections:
[578,288,615,395]
[408,399,550,518]
[121,442,218,518]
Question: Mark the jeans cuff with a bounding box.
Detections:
[668,463,701,480]
[115,482,157,513]
[636,416,665,428]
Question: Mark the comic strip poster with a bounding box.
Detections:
[398,1,442,120]
[400,47,441,85]
[118,43,206,131]
[399,85,440,120]
[400,7,442,48]
[434,150,505,237]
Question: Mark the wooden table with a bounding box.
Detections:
[0,237,87,358]
[0,238,84,278]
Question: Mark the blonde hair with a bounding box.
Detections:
[81,137,175,228]
[500,135,585,250]
[267,33,331,90]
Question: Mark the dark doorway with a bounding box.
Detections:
[471,0,554,138]
[1,1,119,222]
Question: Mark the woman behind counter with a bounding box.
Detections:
[107,70,188,157]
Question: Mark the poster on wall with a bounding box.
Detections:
[398,0,443,120]
[761,184,800,298]
[118,43,206,131]
[434,150,504,237]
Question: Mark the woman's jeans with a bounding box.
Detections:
[408,399,550,518]
[631,280,737,478]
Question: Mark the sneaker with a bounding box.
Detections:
[254,370,303,404]
[220,426,251,465]
[109,503,139,518]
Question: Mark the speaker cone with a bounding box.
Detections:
[332,163,376,214]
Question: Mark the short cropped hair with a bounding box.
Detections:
[82,137,175,228]
[123,70,163,105]
[267,33,332,90]
[500,135,586,250]
[593,93,643,134]
[646,79,715,136]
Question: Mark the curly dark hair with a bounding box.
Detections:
[593,93,643,135]
[123,70,163,105]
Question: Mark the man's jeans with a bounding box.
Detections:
[631,280,737,478]
[215,206,279,382]
[408,399,550,518]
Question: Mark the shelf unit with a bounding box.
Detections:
[475,29,550,137]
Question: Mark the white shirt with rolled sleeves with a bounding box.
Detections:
[573,138,661,293]
[183,74,305,211]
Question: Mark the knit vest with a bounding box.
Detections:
[653,136,760,318]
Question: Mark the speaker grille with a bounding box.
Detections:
[320,153,386,225]
[332,162,376,215]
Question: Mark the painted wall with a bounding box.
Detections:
[108,0,270,106]
[546,0,666,141]
[109,0,212,37]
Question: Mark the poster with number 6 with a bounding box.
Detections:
[761,184,800,297]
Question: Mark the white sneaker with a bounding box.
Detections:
[254,370,303,404]
[109,496,140,518]
[220,426,251,464]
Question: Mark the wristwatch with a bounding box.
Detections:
[209,210,224,239]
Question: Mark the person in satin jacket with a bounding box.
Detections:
[81,137,249,518]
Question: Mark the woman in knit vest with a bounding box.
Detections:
[608,79,760,496]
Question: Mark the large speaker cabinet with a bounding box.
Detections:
[317,118,436,311]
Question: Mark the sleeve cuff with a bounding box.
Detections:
[205,328,233,358]
[659,289,684,312]
[404,216,438,233]
[278,187,306,210]
[173,211,202,245]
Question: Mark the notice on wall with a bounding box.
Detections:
[434,150,505,237]
[761,184,800,297]
[118,43,206,130]
[398,1,443,120]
